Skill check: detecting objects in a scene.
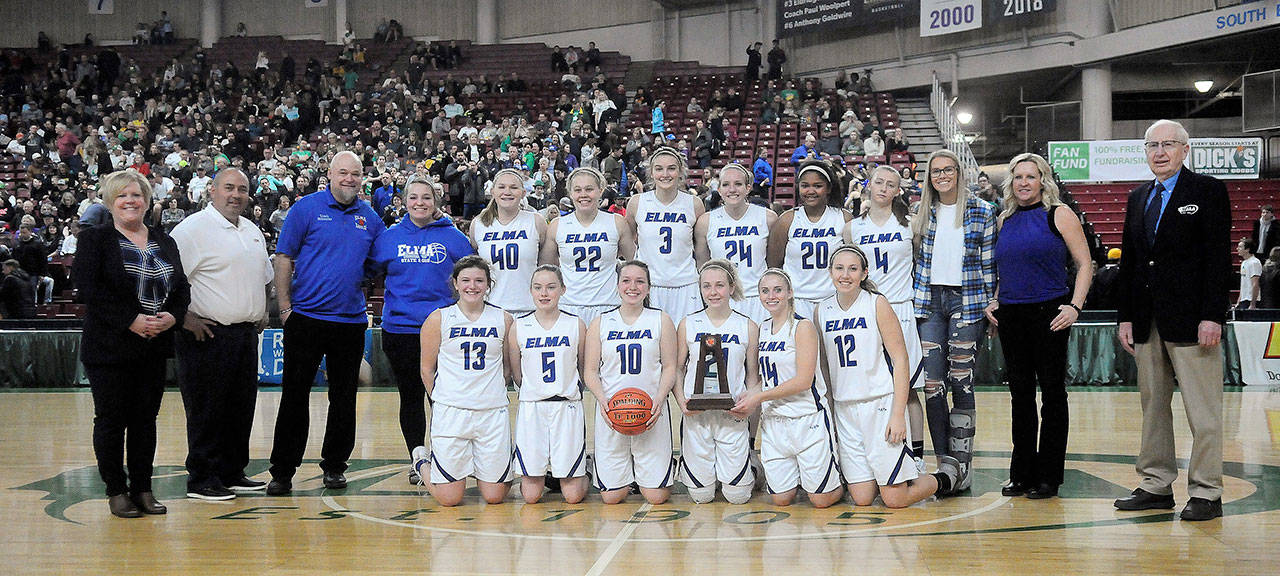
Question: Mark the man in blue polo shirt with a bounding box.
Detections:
[267,150,385,495]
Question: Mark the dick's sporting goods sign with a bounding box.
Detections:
[1048,138,1261,182]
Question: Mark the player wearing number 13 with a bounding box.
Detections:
[768,160,852,319]
[470,169,545,317]
[417,256,514,507]
[542,168,636,327]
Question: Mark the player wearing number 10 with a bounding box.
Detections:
[417,256,515,507]
[470,169,546,317]
[768,160,852,319]
[542,168,636,327]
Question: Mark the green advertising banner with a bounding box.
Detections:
[1048,138,1261,182]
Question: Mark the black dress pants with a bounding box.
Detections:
[996,297,1071,487]
[86,359,166,497]
[176,323,258,490]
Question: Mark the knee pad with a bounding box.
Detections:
[722,483,753,505]
[687,485,716,504]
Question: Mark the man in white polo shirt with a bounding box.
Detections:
[170,168,274,501]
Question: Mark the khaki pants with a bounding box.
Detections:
[1134,324,1223,500]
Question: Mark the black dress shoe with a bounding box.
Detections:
[109,494,142,518]
[266,479,292,496]
[225,476,267,492]
[1180,497,1223,521]
[323,472,347,489]
[1026,484,1059,500]
[131,492,167,514]
[1114,488,1175,511]
[1001,481,1030,497]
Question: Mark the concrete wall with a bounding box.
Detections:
[0,0,202,47]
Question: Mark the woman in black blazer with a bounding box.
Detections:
[72,170,189,519]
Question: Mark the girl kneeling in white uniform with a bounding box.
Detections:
[815,246,959,508]
[674,260,760,504]
[417,255,515,507]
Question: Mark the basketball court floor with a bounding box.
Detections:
[5,387,1279,575]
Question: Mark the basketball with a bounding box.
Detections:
[606,387,653,435]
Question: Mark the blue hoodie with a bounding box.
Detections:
[369,214,475,334]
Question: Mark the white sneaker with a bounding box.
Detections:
[914,457,927,475]
[411,446,430,485]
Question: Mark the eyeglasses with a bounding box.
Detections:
[929,166,957,177]
[1143,140,1185,152]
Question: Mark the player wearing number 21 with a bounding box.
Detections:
[541,168,636,327]
[583,260,678,505]
[768,160,852,320]
[417,256,515,507]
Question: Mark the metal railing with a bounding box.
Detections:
[930,72,981,184]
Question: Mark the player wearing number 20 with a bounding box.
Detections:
[768,160,852,319]
[582,261,678,505]
[627,147,706,326]
[470,169,546,317]
[506,265,589,504]
[542,168,636,327]
[417,256,514,507]
[815,246,959,508]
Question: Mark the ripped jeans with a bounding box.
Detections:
[918,286,983,460]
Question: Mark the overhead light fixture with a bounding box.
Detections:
[1194,80,1214,93]
[956,111,973,125]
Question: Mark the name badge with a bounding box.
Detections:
[1177,204,1199,215]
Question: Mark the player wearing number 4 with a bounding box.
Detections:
[816,246,961,507]
[583,260,678,505]
[542,168,636,327]
[768,160,852,320]
[627,147,706,326]
[506,265,589,504]
[674,260,760,504]
[415,256,514,507]
[843,166,927,475]
[470,169,546,317]
[695,163,777,324]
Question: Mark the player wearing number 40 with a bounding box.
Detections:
[470,169,547,318]
[367,177,474,487]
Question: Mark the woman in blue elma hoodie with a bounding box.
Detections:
[369,176,474,484]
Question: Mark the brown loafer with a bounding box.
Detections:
[131,492,167,515]
[109,494,142,518]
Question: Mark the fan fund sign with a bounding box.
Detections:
[1048,138,1261,182]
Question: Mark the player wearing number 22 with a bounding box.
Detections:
[583,260,678,505]
[543,168,636,327]
[416,256,514,507]
[816,246,960,507]
[674,260,760,504]
[627,147,706,325]
[769,160,852,320]
[470,169,546,317]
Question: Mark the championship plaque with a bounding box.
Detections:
[686,334,735,410]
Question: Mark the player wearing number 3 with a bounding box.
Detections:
[541,168,636,327]
[415,256,514,507]
[470,169,546,317]
[627,147,706,325]
[768,160,852,320]
[582,261,678,505]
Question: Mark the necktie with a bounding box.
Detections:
[1144,182,1165,247]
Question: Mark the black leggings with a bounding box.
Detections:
[86,360,166,497]
[381,330,429,455]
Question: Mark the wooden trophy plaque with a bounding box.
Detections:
[686,334,735,410]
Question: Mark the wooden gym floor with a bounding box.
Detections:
[4,387,1280,575]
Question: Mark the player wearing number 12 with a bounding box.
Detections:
[470,169,546,317]
[627,147,706,326]
[416,256,514,507]
[816,246,960,508]
[769,160,852,319]
[583,260,678,505]
[542,168,636,327]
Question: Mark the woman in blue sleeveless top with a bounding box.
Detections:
[986,153,1092,499]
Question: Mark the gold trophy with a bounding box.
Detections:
[686,334,735,410]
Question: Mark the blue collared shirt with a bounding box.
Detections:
[276,188,385,323]
[1145,170,1180,228]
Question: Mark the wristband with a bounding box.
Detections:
[1066,303,1081,313]
[280,307,292,316]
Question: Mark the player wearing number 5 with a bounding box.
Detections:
[506,265,589,504]
[416,256,515,506]
[541,168,636,327]
[626,147,706,325]
[471,169,546,317]
[369,177,474,485]
[816,246,959,507]
[768,160,852,319]
[583,261,678,505]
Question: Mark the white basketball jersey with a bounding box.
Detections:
[434,303,509,410]
[706,204,770,292]
[516,311,582,401]
[634,191,697,287]
[473,210,540,312]
[680,310,752,401]
[757,315,826,418]
[557,211,621,307]
[846,215,914,303]
[817,291,893,403]
[784,207,845,302]
[597,307,665,398]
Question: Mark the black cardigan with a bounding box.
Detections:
[72,223,190,365]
